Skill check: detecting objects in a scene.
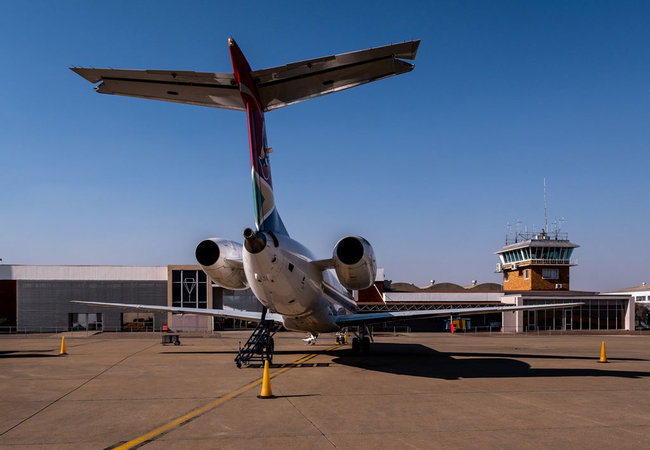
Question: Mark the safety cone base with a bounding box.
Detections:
[257,394,277,399]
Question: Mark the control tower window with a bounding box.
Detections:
[542,269,559,279]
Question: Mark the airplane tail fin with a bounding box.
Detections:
[229,38,288,236]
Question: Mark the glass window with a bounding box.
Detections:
[542,269,559,279]
[172,269,208,309]
[504,272,509,282]
[524,269,530,280]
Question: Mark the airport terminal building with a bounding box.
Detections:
[0,260,634,333]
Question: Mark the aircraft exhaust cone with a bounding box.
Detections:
[257,360,276,399]
[60,336,67,355]
[598,341,608,363]
[243,228,267,254]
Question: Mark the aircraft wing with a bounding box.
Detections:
[70,68,245,111]
[71,301,283,322]
[334,302,584,327]
[254,40,420,111]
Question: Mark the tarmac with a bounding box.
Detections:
[1,331,650,449]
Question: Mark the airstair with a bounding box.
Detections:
[235,320,275,368]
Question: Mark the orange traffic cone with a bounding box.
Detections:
[598,341,608,363]
[257,360,276,399]
[60,336,67,355]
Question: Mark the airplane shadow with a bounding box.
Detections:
[160,349,336,356]
[329,343,650,381]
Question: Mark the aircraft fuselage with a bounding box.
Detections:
[242,229,356,333]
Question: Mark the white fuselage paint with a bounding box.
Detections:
[242,232,357,333]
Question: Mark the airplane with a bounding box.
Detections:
[71,38,582,360]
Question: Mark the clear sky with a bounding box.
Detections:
[1,1,649,291]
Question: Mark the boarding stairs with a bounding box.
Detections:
[234,319,275,368]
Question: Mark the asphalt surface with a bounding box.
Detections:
[1,331,649,449]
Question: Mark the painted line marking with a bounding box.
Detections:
[114,345,340,450]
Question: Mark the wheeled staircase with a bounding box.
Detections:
[234,320,275,368]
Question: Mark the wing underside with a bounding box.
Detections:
[334,302,584,327]
[71,300,283,322]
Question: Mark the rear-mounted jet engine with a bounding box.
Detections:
[332,236,377,290]
[195,238,248,290]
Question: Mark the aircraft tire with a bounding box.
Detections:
[352,337,360,354]
[361,336,370,355]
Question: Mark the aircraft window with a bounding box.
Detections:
[167,91,179,95]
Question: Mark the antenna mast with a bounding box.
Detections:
[544,178,548,233]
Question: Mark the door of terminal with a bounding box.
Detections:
[527,310,537,331]
[563,309,573,331]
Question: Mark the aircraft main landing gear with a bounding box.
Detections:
[351,325,372,355]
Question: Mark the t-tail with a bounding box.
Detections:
[229,38,288,236]
[71,38,420,237]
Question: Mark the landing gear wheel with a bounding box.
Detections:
[174,339,180,346]
[361,336,370,355]
[352,337,360,355]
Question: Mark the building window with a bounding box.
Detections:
[69,313,103,331]
[504,272,509,282]
[172,269,208,308]
[542,269,559,279]
[524,269,530,280]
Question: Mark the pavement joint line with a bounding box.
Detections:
[113,344,341,450]
[492,391,649,437]
[0,341,159,438]
[283,390,340,449]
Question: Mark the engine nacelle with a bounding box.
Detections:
[195,238,248,290]
[332,235,377,291]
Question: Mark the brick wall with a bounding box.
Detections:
[503,266,570,291]
[358,282,383,303]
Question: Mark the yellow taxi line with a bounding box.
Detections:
[115,344,340,450]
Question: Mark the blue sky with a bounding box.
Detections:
[1,1,649,291]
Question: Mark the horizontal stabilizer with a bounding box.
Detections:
[70,68,245,111]
[334,302,584,327]
[71,40,420,112]
[71,300,283,322]
[255,40,420,111]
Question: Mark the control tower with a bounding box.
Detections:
[495,228,579,291]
